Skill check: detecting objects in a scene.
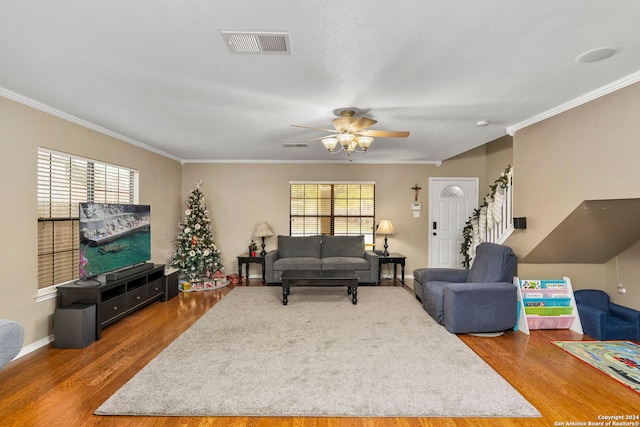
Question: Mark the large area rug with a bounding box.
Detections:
[96,286,540,417]
[552,340,640,393]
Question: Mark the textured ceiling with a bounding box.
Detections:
[1,1,640,164]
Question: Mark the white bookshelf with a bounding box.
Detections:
[514,276,583,335]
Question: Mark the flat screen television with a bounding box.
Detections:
[79,203,151,280]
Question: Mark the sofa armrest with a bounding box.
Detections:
[423,268,470,283]
[364,250,379,279]
[264,250,279,283]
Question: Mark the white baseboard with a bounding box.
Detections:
[380,274,414,280]
[249,274,415,281]
[14,335,54,361]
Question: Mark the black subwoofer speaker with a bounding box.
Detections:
[54,304,96,348]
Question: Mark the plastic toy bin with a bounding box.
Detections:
[526,315,575,329]
[524,306,573,316]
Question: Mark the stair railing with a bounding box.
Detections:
[461,166,513,267]
[486,167,513,244]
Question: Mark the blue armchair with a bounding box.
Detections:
[413,242,518,334]
[574,289,640,341]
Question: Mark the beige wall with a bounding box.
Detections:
[507,81,640,309]
[181,146,489,283]
[485,135,513,191]
[0,96,182,348]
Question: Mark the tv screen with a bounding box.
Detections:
[79,203,151,279]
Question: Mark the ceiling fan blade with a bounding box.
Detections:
[349,117,377,132]
[305,134,338,142]
[359,129,410,138]
[290,124,337,132]
[332,117,357,132]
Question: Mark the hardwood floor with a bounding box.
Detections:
[1,279,638,427]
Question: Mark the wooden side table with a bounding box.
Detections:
[237,253,266,283]
[378,253,406,285]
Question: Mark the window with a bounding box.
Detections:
[37,148,139,290]
[440,185,466,198]
[289,182,375,246]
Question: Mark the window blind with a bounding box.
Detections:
[289,182,375,246]
[37,148,139,289]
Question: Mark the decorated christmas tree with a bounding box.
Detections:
[170,182,222,280]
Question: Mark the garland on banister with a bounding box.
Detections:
[460,165,512,268]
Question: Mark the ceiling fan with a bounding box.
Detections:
[291,110,410,155]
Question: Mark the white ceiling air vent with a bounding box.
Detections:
[282,143,308,148]
[221,31,291,54]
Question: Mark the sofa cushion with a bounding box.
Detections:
[321,235,365,258]
[277,235,322,258]
[322,257,370,271]
[273,257,322,271]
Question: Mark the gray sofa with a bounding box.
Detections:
[413,242,518,334]
[0,319,24,370]
[265,235,379,284]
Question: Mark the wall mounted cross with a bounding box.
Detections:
[411,184,422,202]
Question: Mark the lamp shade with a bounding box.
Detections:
[322,137,338,152]
[376,219,395,235]
[357,136,374,150]
[337,133,355,147]
[253,221,274,237]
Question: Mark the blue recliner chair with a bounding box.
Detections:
[413,242,518,334]
[574,289,640,341]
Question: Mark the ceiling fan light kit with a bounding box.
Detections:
[294,109,409,157]
[321,134,374,155]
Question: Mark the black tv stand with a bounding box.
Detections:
[106,262,154,281]
[57,264,166,340]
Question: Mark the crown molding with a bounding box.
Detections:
[181,158,443,165]
[0,86,181,162]
[506,70,640,136]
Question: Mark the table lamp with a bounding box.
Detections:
[376,219,396,256]
[253,221,274,256]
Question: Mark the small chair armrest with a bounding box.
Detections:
[424,268,470,283]
[610,303,640,326]
[576,304,607,340]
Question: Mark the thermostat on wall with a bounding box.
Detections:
[412,202,421,211]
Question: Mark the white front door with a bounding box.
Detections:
[428,178,478,268]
